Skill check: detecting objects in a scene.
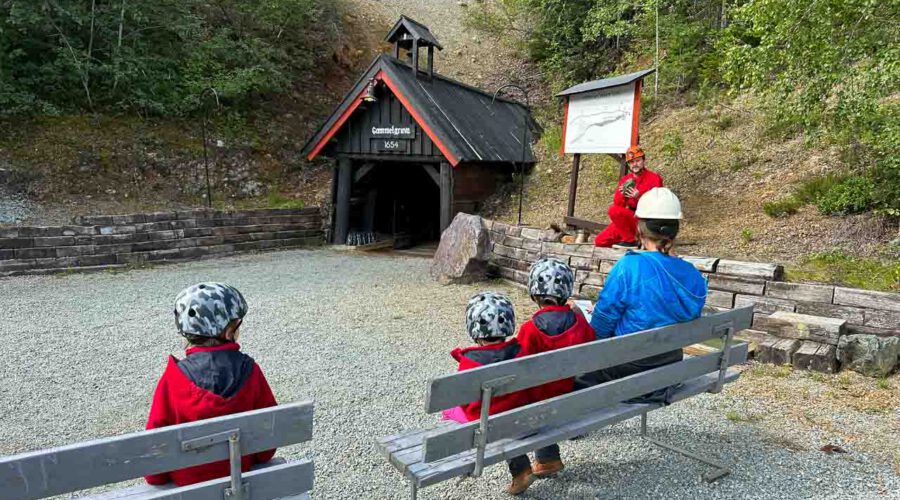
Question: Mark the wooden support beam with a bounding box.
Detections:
[329,165,339,241]
[354,162,375,183]
[567,153,581,218]
[428,46,434,77]
[412,38,419,75]
[440,161,453,233]
[422,164,440,186]
[334,157,352,244]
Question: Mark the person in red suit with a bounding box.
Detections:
[144,283,278,486]
[594,145,664,248]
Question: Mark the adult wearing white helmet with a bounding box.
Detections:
[577,188,708,397]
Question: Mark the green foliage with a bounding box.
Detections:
[660,130,684,163]
[540,124,563,155]
[266,191,305,209]
[740,228,752,244]
[0,0,335,116]
[787,251,900,292]
[763,196,802,218]
[816,176,875,215]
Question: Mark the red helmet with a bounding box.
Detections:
[625,145,645,162]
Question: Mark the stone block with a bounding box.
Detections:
[792,341,838,373]
[15,247,56,259]
[31,256,78,270]
[144,211,178,222]
[757,338,800,365]
[845,323,900,338]
[592,247,626,262]
[735,328,778,347]
[754,311,846,345]
[0,238,34,249]
[795,302,866,325]
[570,256,594,270]
[33,236,75,247]
[183,227,215,238]
[17,226,63,237]
[734,294,796,314]
[60,226,96,236]
[77,254,118,267]
[56,246,96,258]
[0,228,18,238]
[519,227,542,240]
[505,225,523,238]
[708,275,767,295]
[681,255,719,272]
[0,249,14,260]
[579,284,602,299]
[837,335,900,377]
[492,221,511,234]
[766,281,834,303]
[834,287,900,312]
[864,309,900,330]
[493,243,528,261]
[563,244,595,257]
[0,259,37,273]
[541,242,565,254]
[717,259,783,280]
[493,256,531,272]
[501,235,524,248]
[707,290,735,309]
[522,239,542,252]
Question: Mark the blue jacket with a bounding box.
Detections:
[590,251,707,339]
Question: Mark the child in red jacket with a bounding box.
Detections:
[145,283,277,486]
[516,257,596,478]
[442,292,535,496]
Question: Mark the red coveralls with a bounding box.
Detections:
[594,169,664,247]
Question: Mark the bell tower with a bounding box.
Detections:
[385,16,443,78]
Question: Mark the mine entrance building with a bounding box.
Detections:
[302,17,536,247]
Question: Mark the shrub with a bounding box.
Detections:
[763,196,802,218]
[815,176,875,215]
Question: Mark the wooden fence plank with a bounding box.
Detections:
[422,344,747,462]
[81,460,313,500]
[0,402,313,500]
[426,308,752,412]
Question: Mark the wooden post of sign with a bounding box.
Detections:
[334,157,352,244]
[440,161,453,233]
[567,153,581,217]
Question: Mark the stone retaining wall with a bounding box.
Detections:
[483,217,899,374]
[0,207,324,276]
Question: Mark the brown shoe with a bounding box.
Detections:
[506,467,535,495]
[531,459,565,478]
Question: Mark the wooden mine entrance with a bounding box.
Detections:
[303,16,536,248]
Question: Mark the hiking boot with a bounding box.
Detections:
[532,459,565,478]
[612,240,639,250]
[506,467,535,496]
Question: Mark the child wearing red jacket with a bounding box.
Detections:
[516,257,596,478]
[145,282,277,486]
[441,292,535,496]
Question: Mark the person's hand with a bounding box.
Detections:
[624,186,639,198]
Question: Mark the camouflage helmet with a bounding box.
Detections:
[528,257,575,300]
[174,283,248,338]
[465,292,516,341]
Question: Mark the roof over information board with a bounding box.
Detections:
[385,16,443,50]
[556,69,655,97]
[302,54,537,166]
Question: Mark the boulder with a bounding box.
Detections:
[836,334,900,377]
[431,213,491,285]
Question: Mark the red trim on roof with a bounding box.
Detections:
[379,72,460,166]
[560,98,569,156]
[305,73,375,161]
[630,80,642,147]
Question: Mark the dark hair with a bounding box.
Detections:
[637,219,680,255]
[532,295,566,307]
[181,333,227,347]
[480,336,508,343]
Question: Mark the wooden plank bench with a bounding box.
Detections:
[0,401,315,500]
[376,308,753,499]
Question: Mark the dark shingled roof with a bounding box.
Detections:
[556,69,655,97]
[303,54,537,165]
[385,16,443,50]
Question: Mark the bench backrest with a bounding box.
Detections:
[422,308,752,463]
[0,401,314,500]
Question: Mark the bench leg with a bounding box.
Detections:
[639,412,730,482]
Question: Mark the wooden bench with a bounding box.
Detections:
[377,308,753,499]
[0,401,315,500]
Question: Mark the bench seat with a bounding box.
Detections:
[377,370,739,489]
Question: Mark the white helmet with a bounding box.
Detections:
[635,187,683,220]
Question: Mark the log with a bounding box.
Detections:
[754,311,846,346]
[765,281,834,303]
[792,341,838,373]
[757,338,800,365]
[834,287,900,312]
[717,259,783,280]
[795,302,865,325]
[707,289,735,309]
[708,275,767,295]
[735,294,796,314]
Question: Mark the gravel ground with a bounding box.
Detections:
[0,249,897,499]
[0,185,34,224]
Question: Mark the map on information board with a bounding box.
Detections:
[563,85,635,154]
